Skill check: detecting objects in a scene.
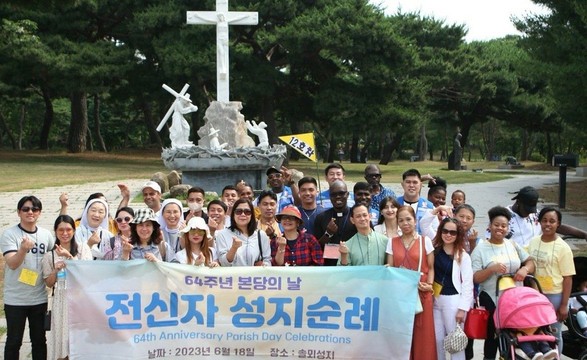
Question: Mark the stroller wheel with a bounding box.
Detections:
[580,349,587,360]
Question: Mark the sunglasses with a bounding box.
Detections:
[20,206,41,213]
[268,173,283,180]
[116,216,132,223]
[279,215,298,222]
[234,208,252,216]
[366,173,382,178]
[189,229,207,236]
[441,229,458,236]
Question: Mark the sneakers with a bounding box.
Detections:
[538,342,558,360]
[537,342,558,360]
[515,347,543,360]
[542,349,557,360]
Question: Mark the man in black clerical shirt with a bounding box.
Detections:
[314,180,357,266]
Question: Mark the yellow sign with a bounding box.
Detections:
[278,133,317,162]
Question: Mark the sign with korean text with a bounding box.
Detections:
[67,262,419,360]
[279,133,317,162]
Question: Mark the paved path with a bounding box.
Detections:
[0,172,585,359]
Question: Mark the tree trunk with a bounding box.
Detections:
[360,134,369,163]
[141,100,162,147]
[379,133,402,165]
[350,134,359,163]
[67,91,88,153]
[18,104,25,150]
[545,131,553,164]
[520,129,529,161]
[38,86,54,150]
[327,135,336,163]
[0,112,17,149]
[93,94,107,152]
[458,114,474,152]
[418,124,427,161]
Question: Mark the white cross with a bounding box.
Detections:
[187,0,258,103]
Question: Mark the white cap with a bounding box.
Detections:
[179,217,211,240]
[142,181,162,193]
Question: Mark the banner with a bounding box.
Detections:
[279,133,317,162]
[67,262,420,360]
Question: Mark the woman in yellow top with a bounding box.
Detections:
[527,206,575,355]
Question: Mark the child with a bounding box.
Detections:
[512,328,558,360]
[451,190,466,211]
[569,279,587,337]
[454,204,479,254]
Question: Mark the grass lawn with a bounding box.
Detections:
[287,159,517,185]
[0,149,168,192]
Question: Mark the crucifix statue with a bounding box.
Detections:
[187,0,258,103]
[157,83,199,148]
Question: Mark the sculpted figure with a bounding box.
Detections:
[246,120,269,149]
[169,94,198,148]
[209,127,228,151]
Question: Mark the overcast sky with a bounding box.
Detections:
[373,0,550,42]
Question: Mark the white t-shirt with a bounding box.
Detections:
[506,206,541,248]
[0,224,54,305]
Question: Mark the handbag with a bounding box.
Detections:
[444,323,468,354]
[464,301,489,339]
[414,235,423,315]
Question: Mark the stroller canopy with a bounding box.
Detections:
[494,286,557,329]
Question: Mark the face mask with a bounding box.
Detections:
[188,202,202,212]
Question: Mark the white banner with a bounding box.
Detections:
[66,261,420,360]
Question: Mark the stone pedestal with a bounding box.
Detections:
[161,146,286,194]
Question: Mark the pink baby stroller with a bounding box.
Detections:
[494,276,559,360]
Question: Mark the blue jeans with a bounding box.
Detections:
[4,303,47,360]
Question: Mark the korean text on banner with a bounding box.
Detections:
[67,262,420,360]
[279,133,317,162]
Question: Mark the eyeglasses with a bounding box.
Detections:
[366,173,382,178]
[268,173,282,180]
[20,206,41,213]
[234,208,252,216]
[116,216,132,223]
[441,229,458,236]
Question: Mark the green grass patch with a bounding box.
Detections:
[286,159,526,185]
[0,326,5,337]
[0,150,167,192]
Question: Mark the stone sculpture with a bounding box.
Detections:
[157,84,198,149]
[246,120,269,149]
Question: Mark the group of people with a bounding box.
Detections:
[2,162,586,360]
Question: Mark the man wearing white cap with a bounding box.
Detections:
[142,181,162,214]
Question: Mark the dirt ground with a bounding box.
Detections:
[540,179,587,213]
